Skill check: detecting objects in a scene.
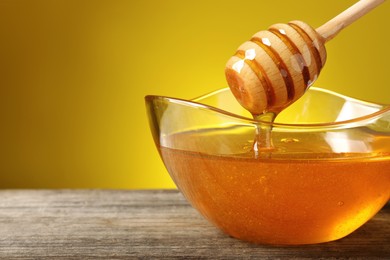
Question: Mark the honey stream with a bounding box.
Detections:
[252,112,277,158]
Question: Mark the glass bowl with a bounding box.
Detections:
[145,87,390,245]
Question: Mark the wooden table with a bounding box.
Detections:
[0,190,388,259]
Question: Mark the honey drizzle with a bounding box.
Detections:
[252,112,277,158]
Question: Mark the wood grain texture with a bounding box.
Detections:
[316,0,385,42]
[0,190,388,259]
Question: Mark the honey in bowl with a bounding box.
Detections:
[160,135,390,245]
[146,87,390,245]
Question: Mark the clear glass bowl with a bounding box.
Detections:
[145,87,390,245]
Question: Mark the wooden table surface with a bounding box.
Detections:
[0,190,388,259]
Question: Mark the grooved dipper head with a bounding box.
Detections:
[225,20,327,115]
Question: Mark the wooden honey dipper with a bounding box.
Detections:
[225,0,385,115]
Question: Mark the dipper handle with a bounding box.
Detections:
[317,0,385,42]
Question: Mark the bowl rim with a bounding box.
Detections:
[145,87,390,129]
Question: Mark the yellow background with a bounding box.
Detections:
[0,0,389,188]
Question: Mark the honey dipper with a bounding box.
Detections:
[225,0,385,115]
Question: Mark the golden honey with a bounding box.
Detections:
[159,143,390,245]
